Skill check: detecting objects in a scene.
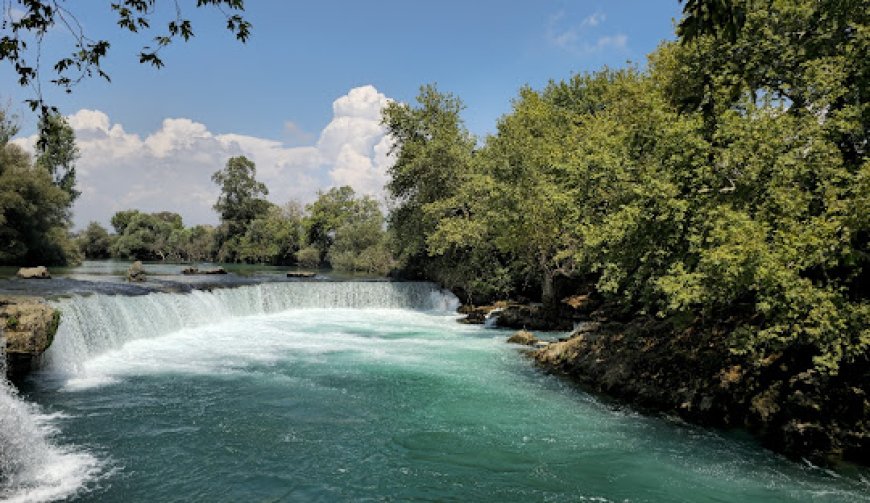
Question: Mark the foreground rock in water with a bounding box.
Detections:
[533,320,870,466]
[507,330,539,345]
[0,296,60,380]
[127,261,147,282]
[16,266,51,279]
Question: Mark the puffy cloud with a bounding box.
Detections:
[12,85,395,229]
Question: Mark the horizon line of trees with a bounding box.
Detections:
[77,156,394,275]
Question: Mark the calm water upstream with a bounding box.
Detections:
[1,282,868,502]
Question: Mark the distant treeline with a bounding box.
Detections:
[79,171,393,274]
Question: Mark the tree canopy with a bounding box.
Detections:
[384,0,869,377]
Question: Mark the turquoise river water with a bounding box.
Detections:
[1,282,868,502]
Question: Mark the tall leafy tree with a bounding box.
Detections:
[212,155,270,261]
[0,109,77,265]
[382,84,476,269]
[78,221,112,259]
[35,112,80,201]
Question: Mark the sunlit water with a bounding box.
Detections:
[2,282,868,502]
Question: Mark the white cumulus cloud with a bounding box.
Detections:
[12,85,396,229]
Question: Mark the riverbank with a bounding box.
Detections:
[464,296,869,467]
[536,319,869,466]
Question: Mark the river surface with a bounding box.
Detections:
[1,282,868,502]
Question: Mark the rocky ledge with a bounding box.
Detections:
[458,295,596,330]
[0,296,60,381]
[530,319,869,466]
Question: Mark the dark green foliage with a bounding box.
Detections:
[78,222,112,259]
[212,155,271,262]
[108,210,219,262]
[111,210,184,260]
[235,203,304,265]
[301,186,393,273]
[385,0,869,377]
[0,109,78,265]
[382,85,476,269]
[35,112,80,201]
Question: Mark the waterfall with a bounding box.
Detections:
[0,366,100,502]
[45,281,459,374]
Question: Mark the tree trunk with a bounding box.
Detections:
[542,272,555,304]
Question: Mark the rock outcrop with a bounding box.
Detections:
[507,330,539,345]
[16,266,51,279]
[1,296,60,380]
[127,261,147,282]
[458,295,596,330]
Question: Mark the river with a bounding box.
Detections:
[1,281,868,501]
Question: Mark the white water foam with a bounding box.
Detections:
[0,380,102,502]
[45,281,459,376]
[54,306,486,393]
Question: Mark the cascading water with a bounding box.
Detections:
[45,281,459,375]
[0,332,101,503]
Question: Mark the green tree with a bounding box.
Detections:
[426,85,587,303]
[110,210,183,260]
[382,84,477,271]
[212,155,270,261]
[328,206,394,275]
[0,109,77,265]
[237,202,304,265]
[110,209,142,234]
[78,221,112,259]
[35,112,80,202]
[302,186,379,264]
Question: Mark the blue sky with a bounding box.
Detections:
[4,1,684,227]
[5,1,681,138]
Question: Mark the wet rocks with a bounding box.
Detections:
[286,271,316,278]
[127,261,147,282]
[458,300,579,330]
[0,296,60,380]
[16,266,50,279]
